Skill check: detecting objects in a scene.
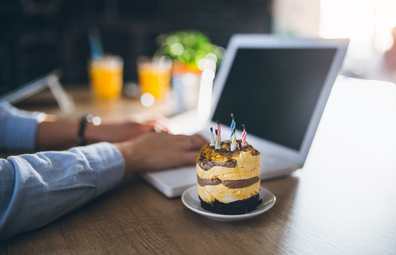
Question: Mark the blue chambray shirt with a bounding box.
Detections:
[0,101,125,241]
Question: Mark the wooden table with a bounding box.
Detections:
[13,85,178,120]
[1,77,396,254]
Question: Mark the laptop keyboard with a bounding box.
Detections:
[261,154,285,168]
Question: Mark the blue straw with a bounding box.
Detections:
[88,27,104,60]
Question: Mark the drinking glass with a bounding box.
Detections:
[137,56,172,100]
[88,55,123,99]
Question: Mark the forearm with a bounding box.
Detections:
[0,101,168,151]
[35,115,159,150]
[36,115,106,150]
[1,102,108,151]
[36,115,80,150]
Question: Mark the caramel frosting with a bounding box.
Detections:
[196,158,260,181]
[198,182,260,203]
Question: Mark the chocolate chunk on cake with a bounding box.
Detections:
[196,140,262,215]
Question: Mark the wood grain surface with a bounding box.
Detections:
[1,77,396,254]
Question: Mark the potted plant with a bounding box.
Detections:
[155,30,224,112]
[155,30,224,73]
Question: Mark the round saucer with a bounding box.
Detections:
[181,185,276,222]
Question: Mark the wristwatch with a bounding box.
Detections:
[78,114,101,146]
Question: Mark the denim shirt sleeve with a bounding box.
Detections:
[0,100,44,151]
[0,142,125,241]
[0,101,125,241]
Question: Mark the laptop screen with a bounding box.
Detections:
[212,47,337,151]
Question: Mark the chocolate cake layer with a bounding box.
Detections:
[223,176,260,189]
[197,175,260,189]
[197,176,221,186]
[197,157,237,170]
[199,193,262,215]
[197,140,260,171]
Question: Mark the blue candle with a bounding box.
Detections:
[230,113,236,140]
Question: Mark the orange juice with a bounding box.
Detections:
[137,57,172,100]
[89,56,123,99]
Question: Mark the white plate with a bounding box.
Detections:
[181,185,276,222]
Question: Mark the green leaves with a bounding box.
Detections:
[155,30,223,68]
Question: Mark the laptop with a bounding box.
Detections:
[0,69,74,114]
[141,34,349,198]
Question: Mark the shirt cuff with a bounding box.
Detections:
[74,142,125,196]
[4,114,40,151]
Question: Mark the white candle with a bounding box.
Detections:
[215,129,221,150]
[210,127,215,146]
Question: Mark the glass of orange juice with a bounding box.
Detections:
[88,55,123,99]
[137,56,172,100]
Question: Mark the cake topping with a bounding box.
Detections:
[197,140,260,170]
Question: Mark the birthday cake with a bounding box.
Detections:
[196,116,262,215]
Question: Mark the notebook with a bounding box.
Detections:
[141,34,349,198]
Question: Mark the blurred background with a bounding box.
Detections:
[0,0,271,91]
[1,0,395,109]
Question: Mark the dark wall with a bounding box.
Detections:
[0,0,272,94]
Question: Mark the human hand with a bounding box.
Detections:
[114,132,207,179]
[36,114,174,150]
[86,116,172,143]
